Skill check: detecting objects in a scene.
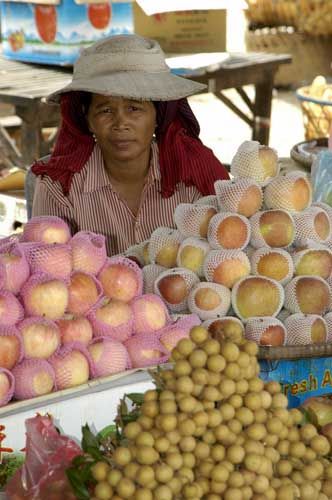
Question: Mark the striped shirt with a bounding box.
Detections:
[32,142,202,256]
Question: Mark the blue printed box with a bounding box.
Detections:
[0,0,134,66]
[259,356,332,409]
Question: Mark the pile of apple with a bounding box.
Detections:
[126,139,332,350]
[0,220,200,407]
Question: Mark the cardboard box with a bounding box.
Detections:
[259,356,332,409]
[0,0,232,66]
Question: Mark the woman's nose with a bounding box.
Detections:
[112,109,129,129]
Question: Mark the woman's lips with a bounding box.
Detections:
[111,140,134,150]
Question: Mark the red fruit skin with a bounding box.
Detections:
[34,5,57,44]
[88,3,111,30]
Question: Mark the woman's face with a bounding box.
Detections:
[87,94,156,163]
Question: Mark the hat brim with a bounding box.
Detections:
[46,70,206,104]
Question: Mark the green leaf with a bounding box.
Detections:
[66,467,91,500]
[81,424,100,453]
[126,393,144,405]
[85,446,104,461]
[97,424,117,441]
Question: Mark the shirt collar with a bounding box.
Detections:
[83,141,160,193]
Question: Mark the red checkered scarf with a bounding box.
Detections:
[32,92,229,196]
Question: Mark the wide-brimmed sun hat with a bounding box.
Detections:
[47,34,206,103]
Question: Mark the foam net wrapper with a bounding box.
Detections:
[48,341,96,390]
[293,206,331,246]
[88,337,131,378]
[131,293,171,335]
[68,271,104,316]
[142,264,166,294]
[88,299,133,343]
[203,249,251,286]
[250,247,294,285]
[176,237,211,278]
[22,215,71,243]
[174,204,217,239]
[0,290,24,326]
[323,312,332,342]
[187,282,231,321]
[214,178,263,215]
[202,315,243,332]
[124,243,145,268]
[154,267,200,313]
[124,333,169,368]
[98,255,143,298]
[18,317,60,359]
[231,276,284,323]
[70,231,107,275]
[148,227,184,266]
[284,313,328,345]
[20,273,68,319]
[245,317,287,346]
[264,171,312,212]
[284,275,331,315]
[22,242,72,280]
[313,201,332,223]
[0,325,23,367]
[12,359,56,400]
[194,195,220,211]
[0,368,15,407]
[230,140,279,185]
[249,209,295,249]
[0,242,30,294]
[158,313,201,353]
[207,212,251,251]
[292,245,332,278]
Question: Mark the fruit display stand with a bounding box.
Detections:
[0,366,155,453]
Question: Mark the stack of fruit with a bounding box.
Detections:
[81,324,332,499]
[0,218,200,407]
[127,140,332,350]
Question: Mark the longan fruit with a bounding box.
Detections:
[107,469,122,487]
[116,478,135,499]
[210,463,230,482]
[123,463,139,480]
[154,464,174,483]
[91,461,110,481]
[124,421,141,440]
[174,359,192,377]
[134,489,152,500]
[113,447,131,467]
[94,481,113,499]
[190,325,209,344]
[135,432,154,447]
[202,338,221,355]
[136,465,154,487]
[182,452,196,468]
[153,485,172,500]
[177,338,195,356]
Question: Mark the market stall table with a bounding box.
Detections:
[0,50,291,166]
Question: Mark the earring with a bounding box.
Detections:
[92,133,97,143]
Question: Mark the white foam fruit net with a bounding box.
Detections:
[292,245,332,279]
[22,215,71,244]
[174,203,217,239]
[131,293,170,335]
[154,267,200,313]
[264,171,312,212]
[293,206,331,246]
[48,341,95,390]
[18,317,60,359]
[323,312,332,342]
[148,227,184,268]
[249,209,295,249]
[0,368,15,407]
[0,326,23,369]
[70,231,107,275]
[194,195,220,211]
[124,243,145,269]
[0,242,30,294]
[98,255,143,303]
[22,242,72,280]
[284,275,331,315]
[0,290,24,326]
[67,271,103,316]
[245,317,287,346]
[202,316,245,340]
[250,247,294,285]
[232,276,284,322]
[207,212,251,251]
[88,298,133,343]
[214,178,263,217]
[124,333,169,368]
[313,201,332,221]
[88,338,131,378]
[187,282,231,321]
[203,249,251,289]
[142,264,166,294]
[176,237,210,278]
[12,359,55,400]
[20,273,69,320]
[230,140,279,185]
[284,313,328,345]
[158,314,201,353]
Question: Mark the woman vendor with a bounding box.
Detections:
[31,34,229,255]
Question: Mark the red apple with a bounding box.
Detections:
[98,258,142,303]
[67,272,101,315]
[57,316,93,346]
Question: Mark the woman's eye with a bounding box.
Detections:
[129,106,141,112]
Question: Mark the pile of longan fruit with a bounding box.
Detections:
[89,325,332,500]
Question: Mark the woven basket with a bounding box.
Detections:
[245,0,298,28]
[296,86,332,140]
[245,27,332,87]
[258,343,332,360]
